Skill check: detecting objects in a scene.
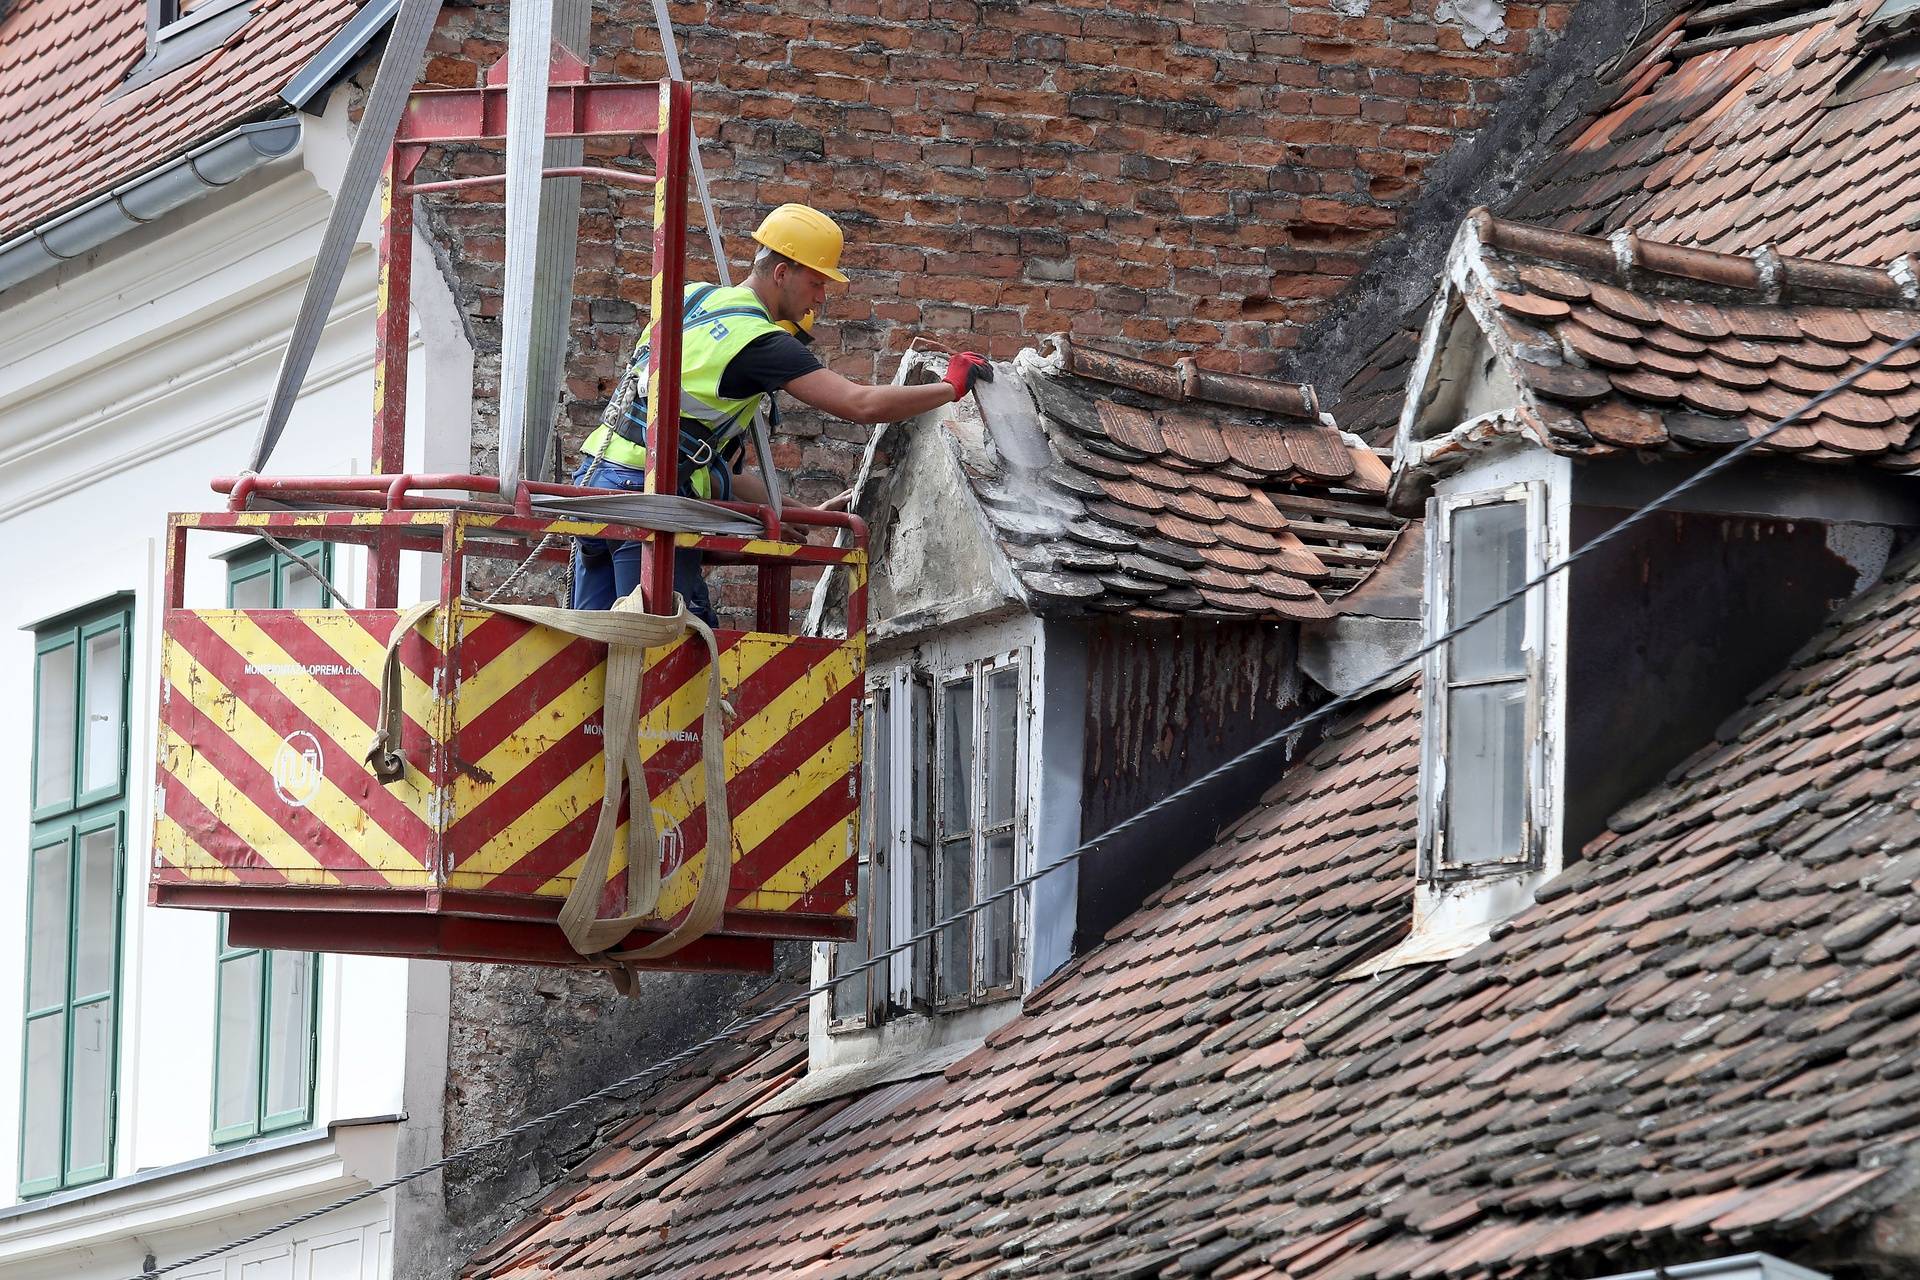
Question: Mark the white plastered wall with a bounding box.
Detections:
[0,87,468,1278]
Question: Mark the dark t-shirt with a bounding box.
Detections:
[717,331,823,400]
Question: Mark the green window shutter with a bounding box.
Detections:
[20,601,129,1197]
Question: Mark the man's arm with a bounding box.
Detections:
[783,368,956,425]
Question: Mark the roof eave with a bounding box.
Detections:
[0,117,302,298]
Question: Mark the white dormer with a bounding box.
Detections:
[1367,209,1920,968]
[800,341,1392,1085]
[1411,449,1570,962]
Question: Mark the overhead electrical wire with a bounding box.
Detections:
[132,327,1920,1280]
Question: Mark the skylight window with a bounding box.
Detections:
[124,0,254,93]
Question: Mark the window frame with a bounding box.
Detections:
[208,546,325,1144]
[210,920,321,1146]
[20,599,131,1198]
[830,650,1028,1031]
[124,0,255,94]
[222,539,334,610]
[1422,482,1548,880]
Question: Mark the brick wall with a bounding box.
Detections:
[409,8,1567,1269]
[417,0,1568,618]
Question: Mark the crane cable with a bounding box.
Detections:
[133,331,1920,1280]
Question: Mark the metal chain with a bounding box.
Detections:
[136,333,1920,1279]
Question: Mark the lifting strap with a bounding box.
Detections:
[365,592,733,963]
[249,0,445,473]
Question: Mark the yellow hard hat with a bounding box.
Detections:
[752,204,849,283]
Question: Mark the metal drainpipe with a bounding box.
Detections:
[0,116,303,296]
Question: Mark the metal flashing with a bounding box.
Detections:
[281,0,401,112]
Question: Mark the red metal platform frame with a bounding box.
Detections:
[147,57,871,971]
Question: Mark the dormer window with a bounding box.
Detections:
[125,0,254,93]
[828,647,1029,1031]
[1424,483,1547,876]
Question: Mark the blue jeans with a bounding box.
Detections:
[568,457,721,625]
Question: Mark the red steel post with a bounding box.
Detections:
[642,79,692,615]
[368,145,420,608]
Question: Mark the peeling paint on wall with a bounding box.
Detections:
[1437,0,1509,52]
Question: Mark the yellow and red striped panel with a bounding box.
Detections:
[153,608,442,891]
[152,602,865,936]
[441,608,864,924]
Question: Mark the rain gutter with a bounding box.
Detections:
[0,116,303,297]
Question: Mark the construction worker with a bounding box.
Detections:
[572,203,993,622]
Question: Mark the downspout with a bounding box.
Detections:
[0,116,303,296]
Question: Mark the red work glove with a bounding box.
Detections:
[941,351,995,401]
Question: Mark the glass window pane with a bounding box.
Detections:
[67,999,112,1172]
[1445,682,1528,863]
[910,835,934,1007]
[28,839,70,1012]
[982,832,1016,989]
[278,553,328,609]
[937,838,971,999]
[229,570,273,610]
[215,953,264,1137]
[869,824,891,1017]
[35,643,77,810]
[831,859,870,1023]
[909,680,933,844]
[81,629,124,796]
[21,1013,65,1187]
[264,953,314,1123]
[73,826,118,998]
[866,690,892,862]
[1448,501,1527,681]
[940,679,974,835]
[985,667,1018,828]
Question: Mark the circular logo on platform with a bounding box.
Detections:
[652,807,685,869]
[273,731,325,808]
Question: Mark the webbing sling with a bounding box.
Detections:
[365,592,732,962]
[249,0,445,472]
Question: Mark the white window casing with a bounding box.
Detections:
[829,648,1029,1031]
[1422,481,1549,878]
[1348,447,1569,976]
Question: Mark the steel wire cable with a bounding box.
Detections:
[132,328,1920,1279]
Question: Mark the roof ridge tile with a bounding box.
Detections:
[1052,335,1322,421]
[1471,207,1920,309]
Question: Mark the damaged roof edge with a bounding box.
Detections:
[0,117,303,297]
[1470,207,1920,307]
[1052,334,1323,420]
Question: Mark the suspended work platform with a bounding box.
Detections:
[151,490,869,973]
[146,33,871,977]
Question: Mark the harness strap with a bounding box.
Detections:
[365,593,733,966]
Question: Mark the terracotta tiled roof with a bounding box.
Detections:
[1444,213,1920,465]
[969,340,1400,622]
[469,546,1920,1280]
[0,0,360,241]
[1510,0,1920,264]
[1339,0,1920,443]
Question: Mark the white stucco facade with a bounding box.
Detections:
[0,95,468,1280]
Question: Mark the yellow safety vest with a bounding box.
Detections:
[582,284,784,497]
